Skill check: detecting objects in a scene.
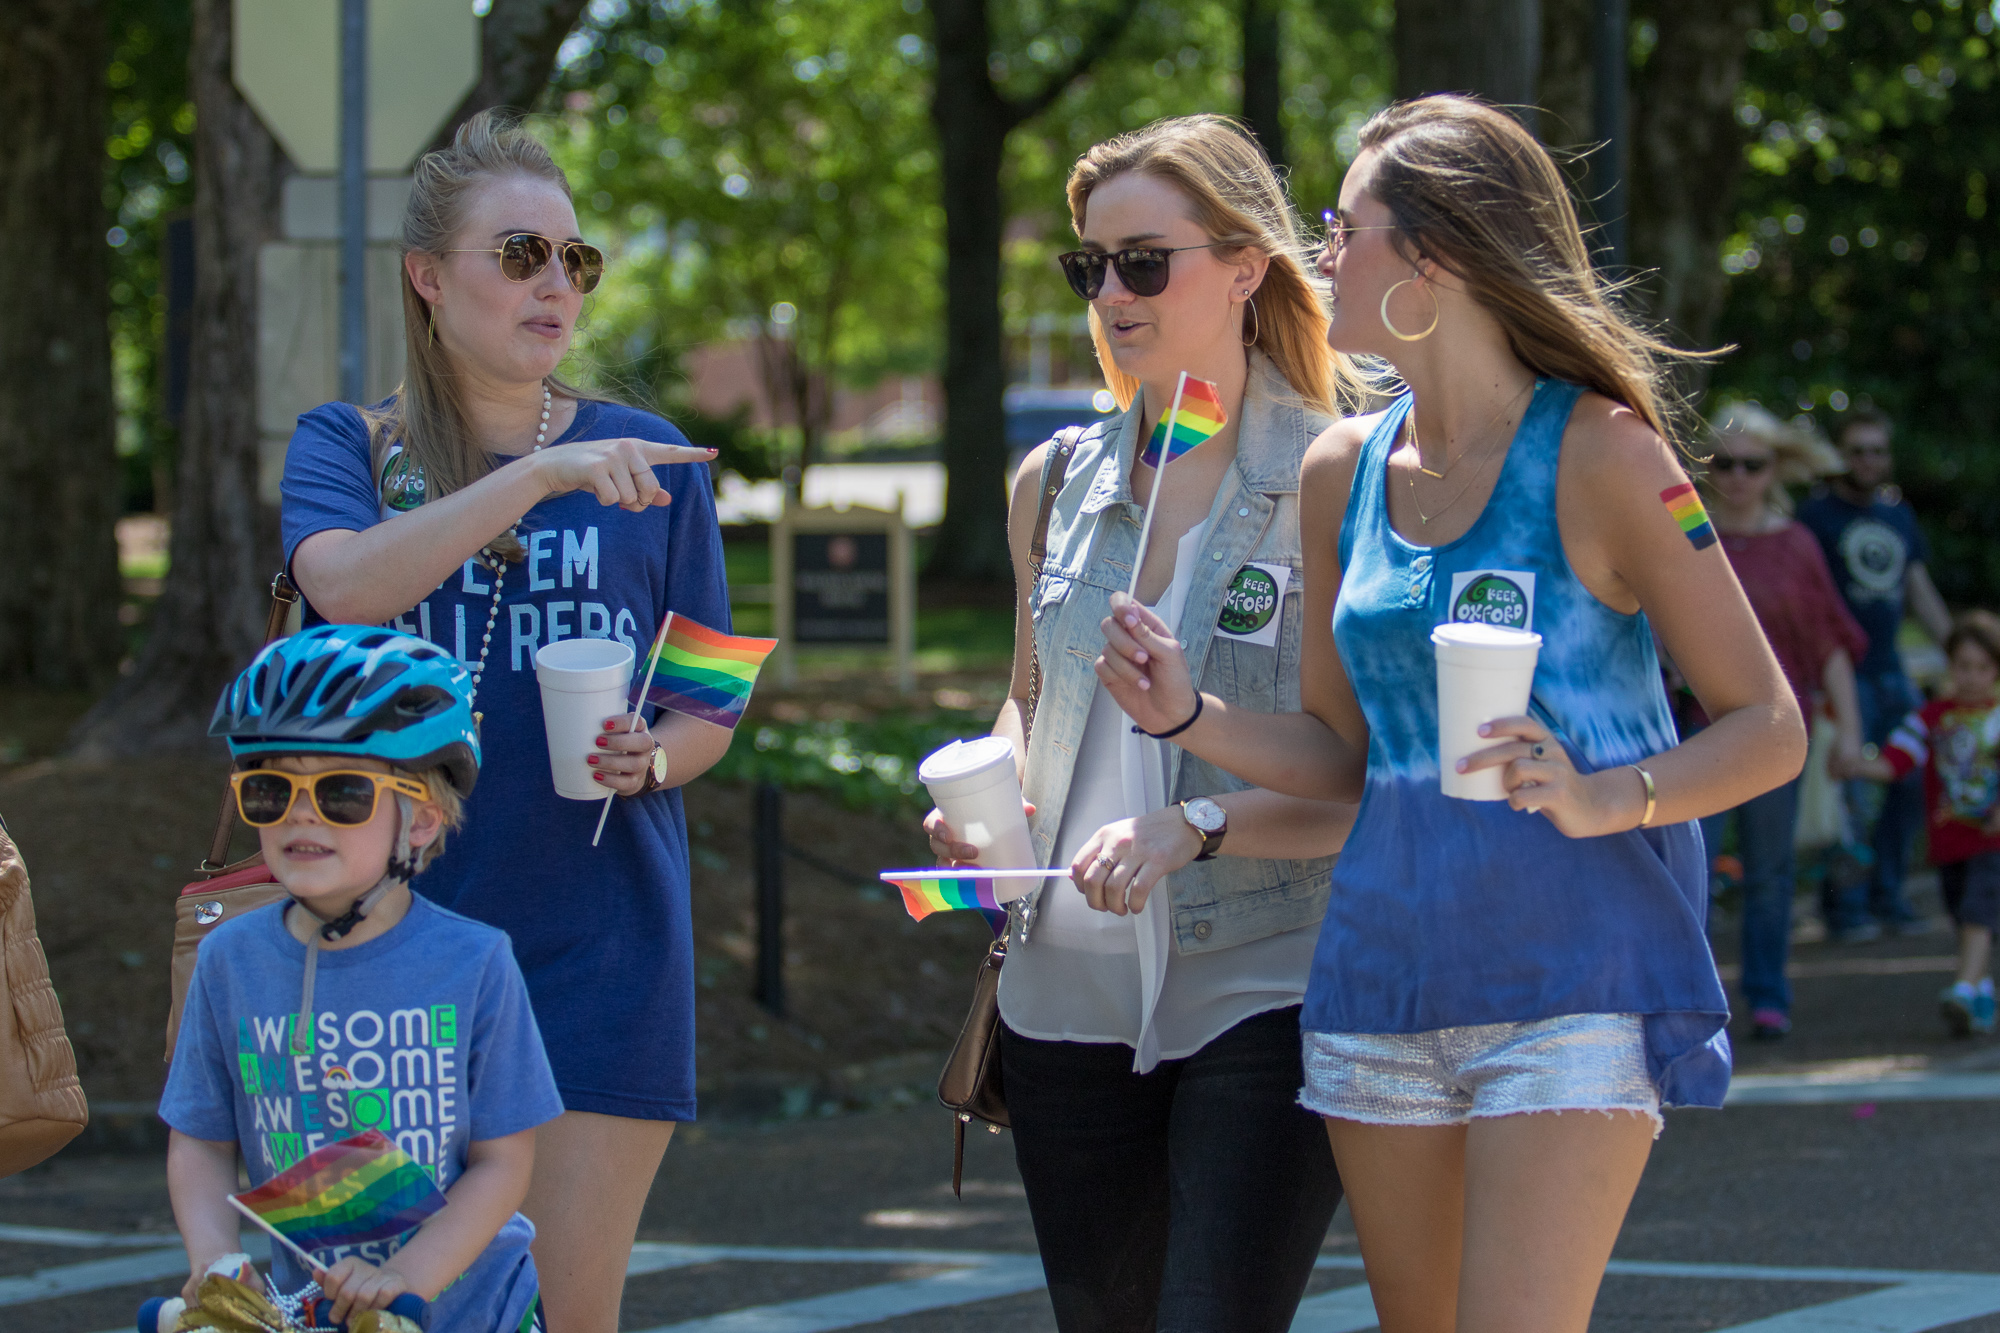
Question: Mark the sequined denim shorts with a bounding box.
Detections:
[1299,1013,1662,1137]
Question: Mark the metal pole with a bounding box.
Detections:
[338,0,368,404]
[753,782,786,1017]
[1592,0,1629,269]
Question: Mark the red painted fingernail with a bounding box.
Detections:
[594,773,607,782]
[587,755,599,765]
[595,736,608,748]
[603,719,618,731]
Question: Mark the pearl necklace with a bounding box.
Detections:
[533,382,551,450]
[465,385,550,726]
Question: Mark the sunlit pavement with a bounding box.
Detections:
[9,910,2000,1330]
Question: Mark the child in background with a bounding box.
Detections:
[1850,611,2000,1037]
[161,626,564,1330]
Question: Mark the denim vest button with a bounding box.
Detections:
[1211,551,1223,560]
[1237,507,1250,517]
[1192,920,1213,940]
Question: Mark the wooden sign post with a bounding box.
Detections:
[772,499,915,693]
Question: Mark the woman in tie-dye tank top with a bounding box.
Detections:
[1093,96,1805,1332]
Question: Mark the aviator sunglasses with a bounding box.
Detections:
[1057,243,1224,300]
[1708,455,1771,474]
[444,233,605,294]
[230,769,433,828]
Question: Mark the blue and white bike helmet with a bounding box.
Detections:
[209,624,480,796]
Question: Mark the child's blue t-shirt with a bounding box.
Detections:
[160,895,564,1333]
[278,398,730,1120]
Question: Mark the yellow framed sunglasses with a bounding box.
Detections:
[230,770,431,827]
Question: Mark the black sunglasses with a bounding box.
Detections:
[1056,243,1223,300]
[1708,455,1771,474]
[444,233,605,294]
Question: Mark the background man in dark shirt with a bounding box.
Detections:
[1799,408,1952,941]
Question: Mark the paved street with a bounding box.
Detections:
[8,896,2000,1331]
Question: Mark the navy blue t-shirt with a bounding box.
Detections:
[1797,488,1931,677]
[161,896,563,1333]
[280,398,729,1120]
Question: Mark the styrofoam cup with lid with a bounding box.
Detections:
[1431,622,1543,801]
[917,736,1038,899]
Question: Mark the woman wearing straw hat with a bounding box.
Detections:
[923,116,1360,1332]
[278,111,724,1333]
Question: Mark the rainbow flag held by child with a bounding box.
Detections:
[231,1130,444,1251]
[634,614,778,730]
[1138,375,1228,469]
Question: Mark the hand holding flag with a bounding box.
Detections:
[228,1130,445,1275]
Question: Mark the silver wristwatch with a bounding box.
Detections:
[1179,797,1228,861]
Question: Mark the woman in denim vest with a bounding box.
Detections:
[923,116,1363,1332]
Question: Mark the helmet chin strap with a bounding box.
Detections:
[291,795,418,1055]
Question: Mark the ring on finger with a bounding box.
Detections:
[1096,852,1116,867]
[1531,743,1547,759]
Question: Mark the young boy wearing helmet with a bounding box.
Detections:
[160,626,563,1331]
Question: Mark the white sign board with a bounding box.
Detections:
[234,0,481,174]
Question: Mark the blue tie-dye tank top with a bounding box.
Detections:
[1305,380,1731,1107]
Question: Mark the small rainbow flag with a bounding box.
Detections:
[1660,482,1718,551]
[1138,375,1228,469]
[879,868,1067,923]
[231,1130,444,1252]
[635,613,778,730]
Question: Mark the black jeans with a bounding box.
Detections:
[1000,1005,1342,1333]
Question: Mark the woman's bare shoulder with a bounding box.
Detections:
[1302,412,1378,491]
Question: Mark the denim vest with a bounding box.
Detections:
[1022,353,1335,955]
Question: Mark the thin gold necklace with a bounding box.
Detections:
[1403,414,1510,525]
[1408,381,1533,478]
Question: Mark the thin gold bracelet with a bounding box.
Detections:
[1629,763,1657,828]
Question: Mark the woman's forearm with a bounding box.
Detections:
[1171,696,1368,803]
[1634,696,1806,826]
[293,455,552,624]
[1823,647,1863,751]
[1211,787,1357,860]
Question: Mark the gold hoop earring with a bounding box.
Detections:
[1240,294,1260,346]
[1380,274,1440,342]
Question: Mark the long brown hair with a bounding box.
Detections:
[1355,95,1703,446]
[367,109,594,560]
[1065,115,1366,417]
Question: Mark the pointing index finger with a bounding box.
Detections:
[635,439,721,465]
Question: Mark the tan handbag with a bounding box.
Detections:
[163,575,298,1063]
[937,428,1079,1195]
[0,820,89,1176]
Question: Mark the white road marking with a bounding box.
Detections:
[18,1233,2000,1333]
[1727,1071,2000,1104]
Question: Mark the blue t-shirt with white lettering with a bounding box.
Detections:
[279,398,730,1120]
[161,895,563,1333]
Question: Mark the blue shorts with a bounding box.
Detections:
[1299,1013,1662,1136]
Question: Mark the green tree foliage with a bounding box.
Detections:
[1712,0,2000,602]
[547,0,942,481]
[105,0,195,516]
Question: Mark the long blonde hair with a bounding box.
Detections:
[1065,115,1365,417]
[1355,96,1704,447]
[367,109,594,560]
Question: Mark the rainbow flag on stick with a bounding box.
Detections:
[634,613,778,730]
[230,1130,444,1254]
[1138,375,1228,468]
[879,868,1068,923]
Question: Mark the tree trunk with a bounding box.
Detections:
[1241,0,1286,169]
[1538,0,1594,148]
[1395,0,1543,129]
[70,0,286,755]
[1628,0,1758,350]
[926,0,1140,584]
[0,0,124,689]
[440,0,592,138]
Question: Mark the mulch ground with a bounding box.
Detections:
[4,685,1003,1122]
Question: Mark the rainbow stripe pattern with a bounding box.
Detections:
[888,873,1005,920]
[635,614,778,729]
[1138,375,1228,468]
[231,1130,444,1251]
[1659,482,1717,551]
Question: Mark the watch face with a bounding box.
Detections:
[1185,798,1226,833]
[650,746,669,782]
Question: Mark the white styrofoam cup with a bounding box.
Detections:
[1432,622,1543,801]
[536,638,636,800]
[918,736,1038,902]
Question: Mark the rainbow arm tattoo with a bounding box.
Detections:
[1659,482,1717,551]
